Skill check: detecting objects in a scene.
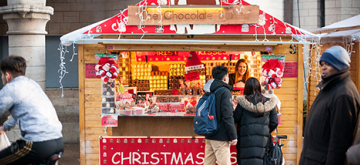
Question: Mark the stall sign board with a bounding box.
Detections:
[185,71,200,81]
[99,136,238,165]
[128,5,259,26]
[101,115,118,127]
[136,51,242,62]
[85,63,97,78]
[283,62,298,78]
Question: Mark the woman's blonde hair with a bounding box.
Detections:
[234,59,249,83]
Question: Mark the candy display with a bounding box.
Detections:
[93,51,274,117]
[132,63,151,80]
[131,79,150,91]
[101,80,116,114]
[169,64,185,76]
[150,71,168,91]
[168,76,185,89]
[117,57,130,85]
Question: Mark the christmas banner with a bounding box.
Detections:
[136,51,242,62]
[99,136,238,165]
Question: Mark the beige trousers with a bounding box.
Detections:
[204,139,231,165]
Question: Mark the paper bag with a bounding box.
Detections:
[0,133,11,151]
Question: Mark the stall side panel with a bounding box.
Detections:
[273,44,302,165]
[79,44,86,165]
[83,44,112,165]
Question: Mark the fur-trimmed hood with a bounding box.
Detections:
[236,95,278,113]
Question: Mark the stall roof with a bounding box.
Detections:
[312,14,360,42]
[61,0,317,45]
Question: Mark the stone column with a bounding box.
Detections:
[0,0,53,90]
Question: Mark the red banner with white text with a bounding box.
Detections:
[136,51,243,62]
[99,136,238,165]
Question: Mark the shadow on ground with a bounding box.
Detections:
[59,143,80,165]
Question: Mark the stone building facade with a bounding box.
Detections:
[293,0,360,29]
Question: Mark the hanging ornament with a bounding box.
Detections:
[286,27,292,34]
[241,24,249,32]
[262,59,284,90]
[268,24,275,33]
[258,14,266,26]
[95,56,119,83]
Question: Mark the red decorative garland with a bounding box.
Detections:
[95,57,119,82]
[262,59,284,89]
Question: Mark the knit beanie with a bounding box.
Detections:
[319,46,350,71]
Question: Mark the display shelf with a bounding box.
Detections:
[101,113,195,117]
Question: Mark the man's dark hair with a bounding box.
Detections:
[0,56,26,76]
[212,66,228,80]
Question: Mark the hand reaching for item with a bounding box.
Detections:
[0,126,6,135]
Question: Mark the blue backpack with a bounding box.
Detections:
[193,87,224,136]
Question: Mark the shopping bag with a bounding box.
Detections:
[0,133,11,151]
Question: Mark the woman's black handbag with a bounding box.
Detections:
[264,135,275,165]
[264,135,287,165]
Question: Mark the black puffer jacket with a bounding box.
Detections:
[233,95,278,165]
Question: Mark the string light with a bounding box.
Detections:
[117,9,127,39]
[253,24,259,41]
[136,0,148,39]
[342,37,355,58]
[70,43,77,62]
[58,43,69,98]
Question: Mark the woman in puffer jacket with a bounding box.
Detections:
[233,77,278,165]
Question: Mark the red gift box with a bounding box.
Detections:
[169,103,185,112]
[158,103,169,112]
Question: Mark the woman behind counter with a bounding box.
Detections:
[233,77,278,165]
[229,59,250,88]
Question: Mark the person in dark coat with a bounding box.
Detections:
[203,66,238,165]
[300,46,360,165]
[233,77,278,165]
[347,132,360,165]
[229,59,249,87]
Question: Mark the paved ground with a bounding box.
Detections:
[59,143,80,165]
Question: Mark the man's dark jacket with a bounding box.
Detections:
[233,95,278,165]
[300,71,360,165]
[204,79,237,141]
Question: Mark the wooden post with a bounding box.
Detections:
[306,44,312,118]
[78,44,86,165]
[356,43,360,94]
[297,44,304,164]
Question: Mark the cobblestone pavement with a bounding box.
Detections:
[59,143,80,165]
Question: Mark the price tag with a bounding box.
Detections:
[101,115,118,127]
[185,72,200,81]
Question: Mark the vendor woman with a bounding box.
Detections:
[229,59,249,88]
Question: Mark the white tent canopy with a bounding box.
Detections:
[314,14,360,42]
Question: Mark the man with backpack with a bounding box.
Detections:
[202,66,237,165]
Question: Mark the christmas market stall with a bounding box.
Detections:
[60,0,318,164]
[307,14,360,116]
